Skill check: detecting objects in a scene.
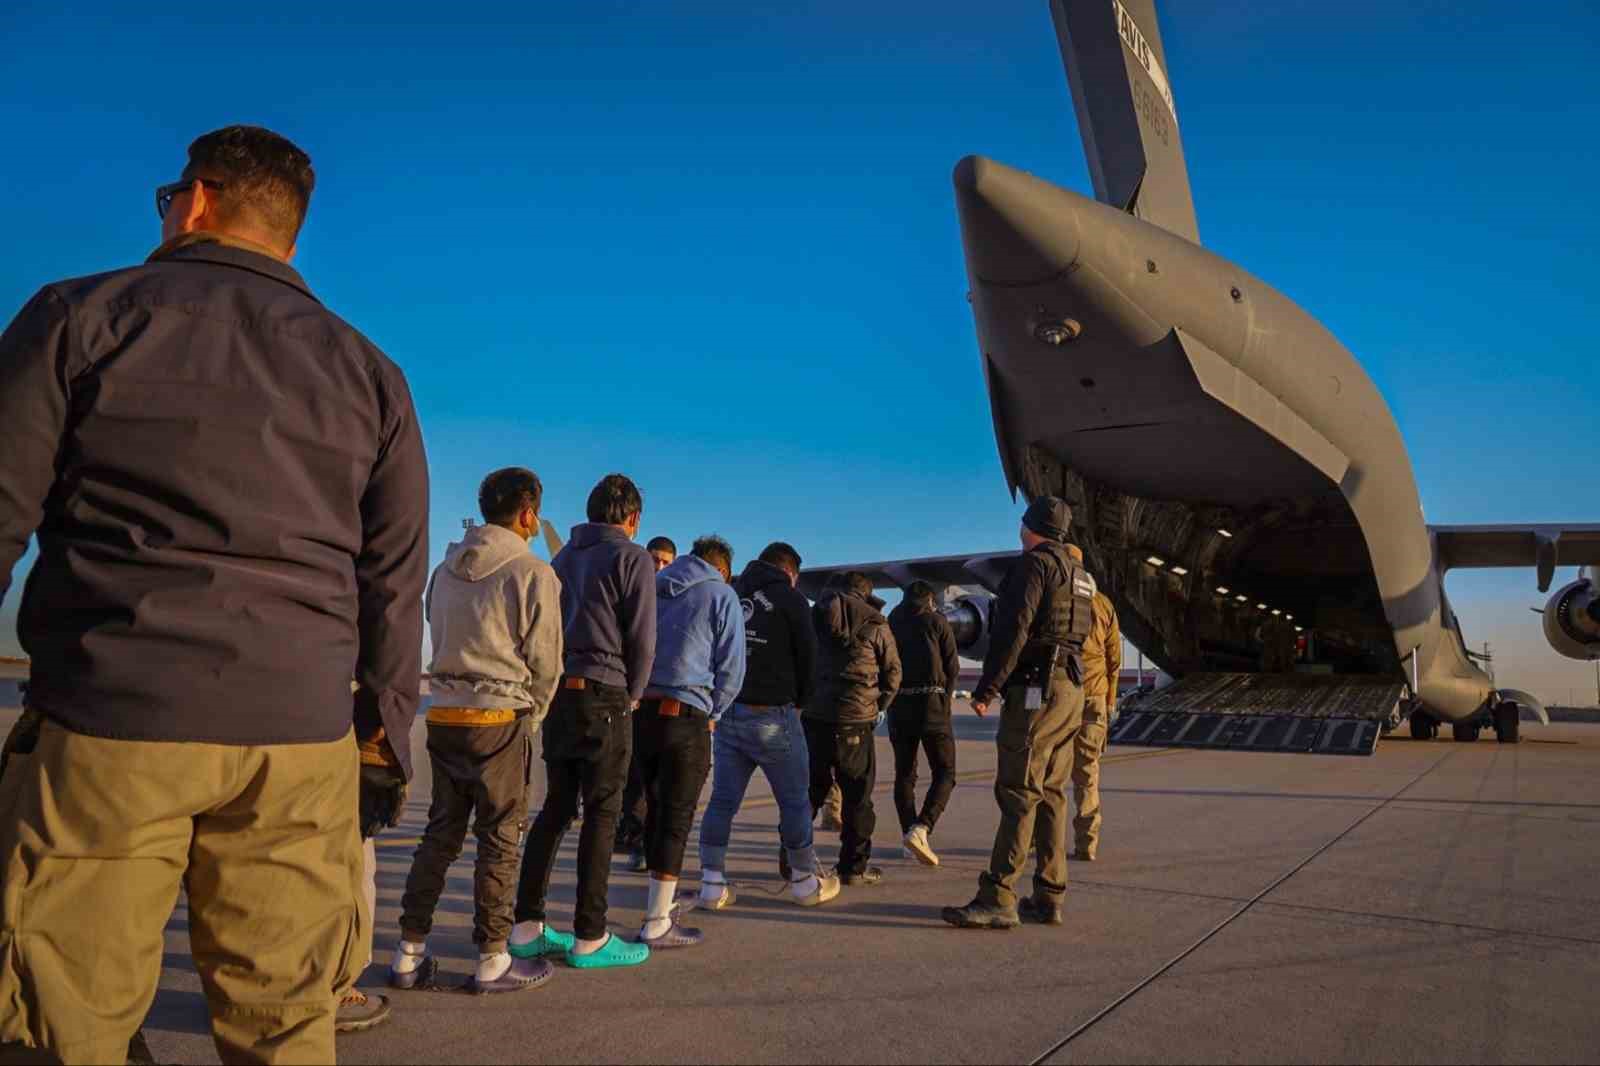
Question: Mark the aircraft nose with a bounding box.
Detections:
[954,155,1084,285]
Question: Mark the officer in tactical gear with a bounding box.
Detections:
[942,496,1095,929]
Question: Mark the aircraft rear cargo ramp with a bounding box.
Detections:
[1110,672,1404,755]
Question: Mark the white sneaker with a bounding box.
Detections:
[790,872,841,907]
[696,883,736,911]
[904,823,939,867]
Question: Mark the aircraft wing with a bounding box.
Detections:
[797,551,1019,601]
[1431,524,1600,592]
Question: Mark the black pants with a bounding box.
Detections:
[515,680,631,940]
[615,755,647,852]
[888,710,956,834]
[634,702,712,878]
[803,718,876,876]
[400,717,531,952]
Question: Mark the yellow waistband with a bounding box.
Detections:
[427,706,518,726]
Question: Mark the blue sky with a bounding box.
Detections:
[2,2,1596,701]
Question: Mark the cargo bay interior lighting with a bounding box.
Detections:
[1217,528,1233,538]
[1216,586,1230,595]
[1144,555,1166,567]
[1234,594,1248,603]
[1256,603,1268,610]
[1170,565,1189,576]
[1271,609,1282,616]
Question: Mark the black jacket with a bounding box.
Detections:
[0,239,429,776]
[808,589,902,724]
[974,541,1080,705]
[551,523,657,703]
[733,559,816,709]
[887,600,960,725]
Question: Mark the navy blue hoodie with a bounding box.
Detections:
[551,523,657,702]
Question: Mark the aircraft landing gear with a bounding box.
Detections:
[1452,720,1481,742]
[1410,713,1438,740]
[1492,703,1521,744]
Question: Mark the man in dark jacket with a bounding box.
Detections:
[696,542,840,909]
[615,535,679,869]
[510,474,656,970]
[886,581,961,867]
[805,571,902,886]
[943,496,1094,931]
[0,125,428,1062]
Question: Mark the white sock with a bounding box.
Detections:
[699,870,726,900]
[789,873,820,899]
[509,920,543,946]
[392,938,426,974]
[476,951,512,984]
[572,933,609,955]
[642,877,675,938]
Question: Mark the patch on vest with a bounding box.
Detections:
[1072,571,1097,599]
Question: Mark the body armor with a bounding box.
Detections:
[1031,542,1097,650]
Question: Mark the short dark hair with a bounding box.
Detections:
[905,580,937,608]
[586,473,643,525]
[692,534,734,574]
[479,467,542,525]
[184,125,315,245]
[758,541,802,574]
[646,536,677,557]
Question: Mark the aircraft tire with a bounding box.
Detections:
[1493,705,1521,744]
[1451,721,1480,743]
[1409,714,1436,741]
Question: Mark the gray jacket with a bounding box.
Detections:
[426,524,563,724]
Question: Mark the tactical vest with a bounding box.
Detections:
[1030,542,1097,650]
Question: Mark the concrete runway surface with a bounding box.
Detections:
[3,704,1598,1064]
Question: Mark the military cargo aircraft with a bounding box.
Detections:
[799,0,1600,755]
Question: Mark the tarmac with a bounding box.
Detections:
[3,703,1599,1064]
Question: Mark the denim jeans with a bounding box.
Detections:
[698,704,817,876]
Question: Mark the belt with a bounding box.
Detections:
[562,676,587,690]
[896,685,946,696]
[740,703,784,712]
[428,706,518,726]
[640,693,707,720]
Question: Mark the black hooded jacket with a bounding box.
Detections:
[734,559,817,709]
[888,599,961,726]
[808,589,902,724]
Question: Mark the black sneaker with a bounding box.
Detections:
[627,848,648,873]
[1019,895,1064,925]
[837,865,883,886]
[778,846,792,882]
[941,898,1020,929]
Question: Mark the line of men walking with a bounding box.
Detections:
[0,123,1122,1064]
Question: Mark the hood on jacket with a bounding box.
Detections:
[566,522,633,552]
[817,590,882,647]
[658,553,724,599]
[736,558,792,597]
[888,599,938,626]
[444,523,531,582]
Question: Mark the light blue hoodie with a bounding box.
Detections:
[647,554,746,719]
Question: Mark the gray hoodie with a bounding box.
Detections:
[425,523,564,722]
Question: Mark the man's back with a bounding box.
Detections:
[550,521,656,702]
[810,589,901,723]
[0,239,428,755]
[733,558,815,709]
[888,602,959,709]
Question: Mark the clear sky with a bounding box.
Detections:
[1,2,1596,703]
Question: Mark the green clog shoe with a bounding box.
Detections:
[509,926,575,960]
[566,934,649,969]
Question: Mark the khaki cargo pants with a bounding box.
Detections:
[1070,693,1109,855]
[979,667,1084,909]
[0,717,366,1065]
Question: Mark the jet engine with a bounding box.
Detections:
[1543,574,1600,660]
[940,593,996,662]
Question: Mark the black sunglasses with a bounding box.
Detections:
[155,178,225,220]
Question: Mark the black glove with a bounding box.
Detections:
[359,763,408,840]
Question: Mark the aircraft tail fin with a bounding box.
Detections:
[1049,0,1200,243]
